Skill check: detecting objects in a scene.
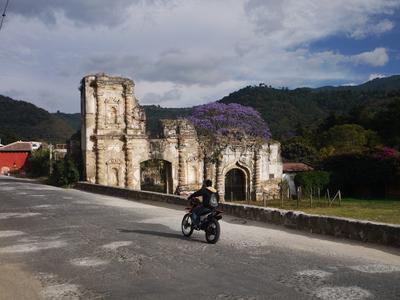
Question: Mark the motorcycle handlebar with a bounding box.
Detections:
[188,197,200,206]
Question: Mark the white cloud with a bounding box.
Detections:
[141,88,182,104]
[245,0,399,46]
[351,48,389,67]
[340,82,358,87]
[290,48,390,68]
[368,73,387,81]
[8,0,173,27]
[0,0,399,112]
[351,19,395,39]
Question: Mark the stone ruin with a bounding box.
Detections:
[80,74,282,201]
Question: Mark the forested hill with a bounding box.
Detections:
[0,95,192,143]
[1,75,399,144]
[53,112,81,131]
[317,75,400,92]
[219,75,400,138]
[143,105,192,137]
[0,95,75,144]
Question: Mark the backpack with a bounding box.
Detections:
[209,193,219,208]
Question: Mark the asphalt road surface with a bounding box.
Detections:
[1,176,400,300]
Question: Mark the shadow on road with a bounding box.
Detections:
[117,228,206,243]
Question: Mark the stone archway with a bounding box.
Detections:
[224,168,247,201]
[106,159,123,187]
[140,159,173,194]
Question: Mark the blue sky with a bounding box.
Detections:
[0,0,399,112]
[309,14,400,85]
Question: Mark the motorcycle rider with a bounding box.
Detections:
[188,179,219,229]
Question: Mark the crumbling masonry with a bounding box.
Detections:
[81,74,282,201]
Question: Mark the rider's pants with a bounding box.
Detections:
[192,206,211,226]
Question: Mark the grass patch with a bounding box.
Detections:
[236,198,400,225]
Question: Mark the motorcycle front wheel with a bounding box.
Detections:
[181,213,194,237]
[205,218,220,244]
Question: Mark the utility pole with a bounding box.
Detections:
[49,144,53,175]
[0,0,11,33]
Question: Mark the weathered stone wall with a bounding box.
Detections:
[80,74,147,188]
[75,182,400,248]
[81,74,282,201]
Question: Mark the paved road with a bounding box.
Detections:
[0,176,400,300]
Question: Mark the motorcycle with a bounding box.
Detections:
[181,197,223,244]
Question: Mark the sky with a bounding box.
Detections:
[0,0,399,113]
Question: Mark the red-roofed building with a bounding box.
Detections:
[283,162,314,173]
[0,141,33,175]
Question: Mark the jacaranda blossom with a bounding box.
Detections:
[188,102,271,141]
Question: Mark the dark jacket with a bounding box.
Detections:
[189,186,218,208]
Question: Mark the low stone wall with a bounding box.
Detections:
[75,182,188,206]
[75,182,400,248]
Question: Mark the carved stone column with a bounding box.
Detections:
[216,158,224,202]
[202,155,213,182]
[253,148,261,200]
[96,88,105,131]
[203,154,208,181]
[125,141,134,187]
[177,141,185,187]
[96,139,106,185]
[124,81,133,129]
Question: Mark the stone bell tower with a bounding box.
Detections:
[80,73,148,188]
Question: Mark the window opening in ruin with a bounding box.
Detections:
[187,165,197,184]
[108,167,119,186]
[140,159,173,194]
[110,107,118,124]
[225,168,246,201]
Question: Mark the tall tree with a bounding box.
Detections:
[188,102,271,161]
[321,124,380,155]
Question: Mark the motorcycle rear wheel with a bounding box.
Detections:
[181,213,194,237]
[205,219,220,244]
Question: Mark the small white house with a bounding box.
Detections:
[283,162,313,198]
[30,141,42,151]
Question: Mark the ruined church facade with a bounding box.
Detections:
[81,74,282,201]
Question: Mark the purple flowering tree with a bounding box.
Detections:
[188,102,271,161]
[373,146,399,160]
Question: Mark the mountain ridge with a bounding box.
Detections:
[1,75,399,143]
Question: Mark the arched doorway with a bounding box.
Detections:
[140,159,173,194]
[225,168,246,201]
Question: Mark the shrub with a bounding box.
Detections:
[294,171,330,195]
[25,148,50,177]
[281,138,318,165]
[323,152,399,197]
[49,156,79,187]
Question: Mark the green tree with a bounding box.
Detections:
[0,128,18,145]
[49,156,79,186]
[294,171,330,196]
[322,124,380,155]
[281,137,318,165]
[373,98,400,149]
[25,148,50,177]
[323,153,399,197]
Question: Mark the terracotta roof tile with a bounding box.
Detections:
[0,141,33,152]
[283,162,313,172]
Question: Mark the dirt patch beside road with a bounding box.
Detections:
[0,264,42,300]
